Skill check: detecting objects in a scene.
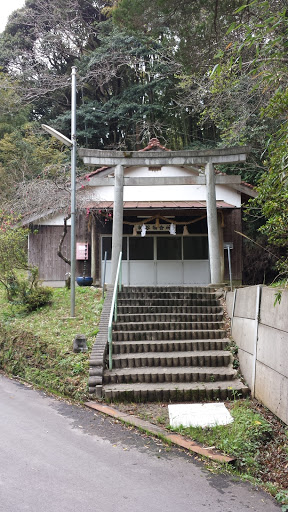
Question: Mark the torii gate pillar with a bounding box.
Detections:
[111,164,124,282]
[205,162,222,284]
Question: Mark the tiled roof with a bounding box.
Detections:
[84,165,109,179]
[86,200,236,210]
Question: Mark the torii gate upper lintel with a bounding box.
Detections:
[78,145,251,285]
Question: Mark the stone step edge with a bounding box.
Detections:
[113,329,226,336]
[112,337,231,346]
[116,312,223,317]
[113,321,225,328]
[103,379,245,392]
[118,299,219,303]
[111,349,232,360]
[119,293,217,298]
[84,401,236,464]
[103,364,236,377]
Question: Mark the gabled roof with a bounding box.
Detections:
[22,138,256,225]
[80,138,255,198]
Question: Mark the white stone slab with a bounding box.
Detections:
[168,403,234,428]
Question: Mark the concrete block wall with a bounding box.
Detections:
[226,286,288,425]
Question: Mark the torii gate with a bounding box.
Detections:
[78,145,250,285]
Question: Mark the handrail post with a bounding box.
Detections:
[119,258,122,292]
[114,292,118,323]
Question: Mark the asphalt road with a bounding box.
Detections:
[0,374,280,512]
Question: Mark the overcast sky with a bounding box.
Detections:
[0,0,25,33]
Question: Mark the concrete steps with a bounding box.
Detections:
[111,350,232,369]
[113,321,224,332]
[103,380,249,402]
[103,365,237,385]
[116,312,223,323]
[103,286,248,402]
[112,338,230,355]
[112,330,226,342]
[117,298,219,307]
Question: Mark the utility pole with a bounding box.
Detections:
[41,66,77,317]
[70,66,77,316]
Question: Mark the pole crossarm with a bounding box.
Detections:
[78,146,250,167]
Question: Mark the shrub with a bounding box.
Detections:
[22,286,53,312]
[6,267,53,312]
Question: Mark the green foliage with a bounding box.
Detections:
[54,20,195,150]
[0,213,53,311]
[0,122,70,185]
[0,74,31,138]
[246,118,288,275]
[5,267,53,312]
[275,490,288,510]
[0,211,30,291]
[19,283,53,312]
[205,0,288,278]
[113,0,246,71]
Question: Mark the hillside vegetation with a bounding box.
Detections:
[0,285,103,401]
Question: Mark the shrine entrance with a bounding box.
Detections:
[101,233,210,286]
[79,143,250,285]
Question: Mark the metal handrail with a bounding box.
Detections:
[108,252,122,370]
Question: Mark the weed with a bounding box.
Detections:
[233,359,240,369]
[156,414,168,425]
[275,490,288,511]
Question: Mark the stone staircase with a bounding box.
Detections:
[102,286,249,401]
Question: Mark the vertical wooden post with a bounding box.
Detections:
[218,213,225,283]
[205,161,221,284]
[91,215,97,285]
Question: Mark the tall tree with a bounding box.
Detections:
[209,0,288,276]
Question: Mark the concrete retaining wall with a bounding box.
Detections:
[226,286,288,425]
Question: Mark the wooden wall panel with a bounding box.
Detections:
[29,226,71,280]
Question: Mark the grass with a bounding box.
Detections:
[170,400,288,509]
[170,400,272,472]
[0,284,103,401]
[114,399,288,508]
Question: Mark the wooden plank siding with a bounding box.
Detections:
[29,226,71,281]
[29,213,92,282]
